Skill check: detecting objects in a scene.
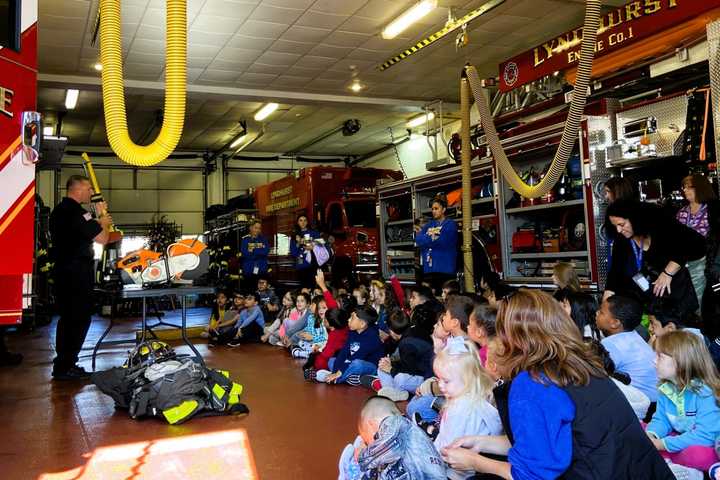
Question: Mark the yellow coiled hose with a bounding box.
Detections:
[464,0,601,199]
[99,0,186,166]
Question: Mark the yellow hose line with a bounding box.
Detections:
[99,0,186,166]
[464,0,601,199]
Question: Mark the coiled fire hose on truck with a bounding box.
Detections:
[99,0,186,166]
[463,0,601,199]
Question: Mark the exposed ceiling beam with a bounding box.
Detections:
[38,74,458,111]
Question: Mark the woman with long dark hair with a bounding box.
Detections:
[602,176,636,270]
[290,214,321,289]
[439,289,673,479]
[606,200,705,317]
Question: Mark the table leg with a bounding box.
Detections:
[139,296,147,344]
[182,295,204,365]
[92,295,116,372]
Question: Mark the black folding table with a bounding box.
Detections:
[91,285,215,370]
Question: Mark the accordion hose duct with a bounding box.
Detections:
[464,0,601,199]
[99,0,186,166]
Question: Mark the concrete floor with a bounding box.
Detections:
[0,308,371,479]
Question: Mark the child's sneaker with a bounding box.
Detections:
[291,347,308,359]
[303,368,317,382]
[360,374,382,392]
[666,460,703,480]
[228,338,242,348]
[378,387,409,402]
[709,462,720,480]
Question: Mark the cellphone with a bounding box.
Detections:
[632,272,650,292]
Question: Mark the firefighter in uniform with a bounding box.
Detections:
[49,175,112,380]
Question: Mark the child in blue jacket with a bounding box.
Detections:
[228,293,264,346]
[647,330,720,472]
[317,307,384,386]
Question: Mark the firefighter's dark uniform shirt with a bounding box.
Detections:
[50,197,102,285]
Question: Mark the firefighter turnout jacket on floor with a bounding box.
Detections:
[92,341,248,424]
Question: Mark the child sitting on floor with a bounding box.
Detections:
[206,290,239,345]
[280,292,311,347]
[263,291,295,345]
[227,293,265,346]
[596,295,659,403]
[646,330,720,474]
[440,295,474,338]
[304,308,349,381]
[405,313,450,423]
[375,309,434,402]
[467,304,497,366]
[352,285,369,307]
[232,291,245,310]
[649,307,720,370]
[338,396,446,480]
[291,296,329,359]
[317,307,384,386]
[434,337,503,480]
[203,290,234,338]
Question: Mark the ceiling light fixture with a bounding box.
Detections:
[349,80,364,93]
[254,103,279,122]
[43,126,54,136]
[65,89,79,110]
[230,133,247,149]
[382,0,437,40]
[407,111,435,128]
[94,63,103,71]
[379,0,505,71]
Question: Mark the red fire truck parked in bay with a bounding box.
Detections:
[0,1,39,325]
[253,166,402,285]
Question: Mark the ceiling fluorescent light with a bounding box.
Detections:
[65,89,79,110]
[230,133,247,149]
[382,0,437,40]
[254,103,279,122]
[407,111,435,128]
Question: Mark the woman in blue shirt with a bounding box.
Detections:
[414,197,458,294]
[289,214,321,289]
[438,289,673,480]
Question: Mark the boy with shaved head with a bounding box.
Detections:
[338,396,446,480]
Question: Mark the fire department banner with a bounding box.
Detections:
[498,0,720,92]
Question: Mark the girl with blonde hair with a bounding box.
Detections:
[647,330,720,473]
[552,261,582,293]
[439,289,672,480]
[433,337,502,480]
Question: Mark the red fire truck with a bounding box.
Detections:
[0,1,39,325]
[253,166,402,284]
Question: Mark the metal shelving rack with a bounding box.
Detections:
[378,158,500,283]
[497,126,596,287]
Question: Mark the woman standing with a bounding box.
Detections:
[677,174,720,323]
[605,199,705,317]
[439,289,673,479]
[290,214,321,289]
[414,197,458,294]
